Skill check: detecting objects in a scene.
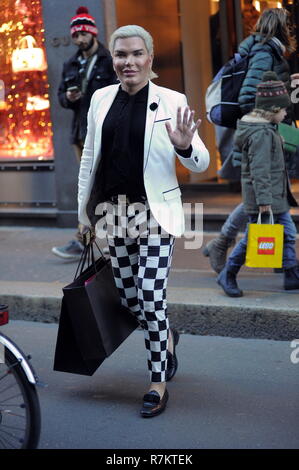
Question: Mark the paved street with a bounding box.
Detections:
[2,320,299,449]
[1,216,299,450]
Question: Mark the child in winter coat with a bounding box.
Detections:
[217,71,299,297]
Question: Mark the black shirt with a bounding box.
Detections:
[101,83,148,200]
[86,83,193,226]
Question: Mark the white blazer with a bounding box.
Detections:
[78,81,210,236]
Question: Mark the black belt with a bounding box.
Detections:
[108,195,147,204]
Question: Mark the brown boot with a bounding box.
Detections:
[203,234,235,273]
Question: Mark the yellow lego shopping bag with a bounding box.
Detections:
[245,211,284,268]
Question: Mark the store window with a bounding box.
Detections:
[0,0,53,160]
[115,0,183,92]
[209,0,221,76]
[241,1,285,37]
[242,1,260,37]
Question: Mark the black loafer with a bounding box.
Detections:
[166,329,180,382]
[140,389,169,418]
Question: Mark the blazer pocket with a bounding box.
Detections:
[154,117,171,123]
[162,186,181,200]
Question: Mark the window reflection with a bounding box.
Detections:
[209,0,221,76]
[0,0,53,160]
[241,1,285,38]
[242,0,260,37]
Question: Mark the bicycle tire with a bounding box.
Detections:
[0,348,41,449]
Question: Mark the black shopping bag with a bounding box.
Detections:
[53,245,139,376]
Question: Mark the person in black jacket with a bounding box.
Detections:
[203,7,298,273]
[52,6,117,260]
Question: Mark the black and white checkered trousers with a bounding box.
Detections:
[105,199,175,383]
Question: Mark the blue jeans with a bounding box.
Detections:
[227,211,297,273]
[221,203,247,239]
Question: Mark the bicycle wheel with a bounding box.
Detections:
[0,348,41,449]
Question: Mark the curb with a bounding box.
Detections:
[3,293,299,341]
[169,302,299,341]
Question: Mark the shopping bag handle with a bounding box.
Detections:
[18,35,38,49]
[257,208,274,225]
[74,244,89,279]
[74,241,105,280]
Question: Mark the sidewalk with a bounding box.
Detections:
[1,224,299,341]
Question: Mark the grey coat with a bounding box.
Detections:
[234,115,297,214]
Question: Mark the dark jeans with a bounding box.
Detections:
[221,202,247,239]
[227,211,297,273]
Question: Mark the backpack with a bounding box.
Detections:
[205,52,253,129]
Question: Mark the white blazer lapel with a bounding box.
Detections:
[144,81,160,171]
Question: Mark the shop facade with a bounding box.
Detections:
[0,0,297,226]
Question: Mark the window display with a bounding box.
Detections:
[0,0,53,160]
[241,1,284,37]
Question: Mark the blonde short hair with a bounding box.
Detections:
[109,25,158,79]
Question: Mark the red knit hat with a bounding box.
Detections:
[70,6,98,36]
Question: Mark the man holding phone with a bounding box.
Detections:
[53,6,117,260]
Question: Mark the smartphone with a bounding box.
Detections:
[67,86,80,92]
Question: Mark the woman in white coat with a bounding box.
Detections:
[78,25,209,417]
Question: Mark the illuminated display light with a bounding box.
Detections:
[0,0,53,160]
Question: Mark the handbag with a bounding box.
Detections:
[26,95,50,111]
[53,243,139,376]
[278,123,299,154]
[11,35,47,73]
[245,210,284,268]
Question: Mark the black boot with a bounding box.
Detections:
[284,265,299,290]
[203,234,236,273]
[275,259,299,274]
[217,266,243,297]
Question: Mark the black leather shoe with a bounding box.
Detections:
[140,389,169,418]
[166,329,180,382]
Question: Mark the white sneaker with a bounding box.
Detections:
[52,240,84,260]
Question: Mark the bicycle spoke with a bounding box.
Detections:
[0,380,22,394]
[0,410,26,418]
[0,433,22,449]
[0,370,12,382]
[1,423,26,431]
[0,435,18,449]
[0,425,24,440]
[0,339,41,448]
[0,392,23,404]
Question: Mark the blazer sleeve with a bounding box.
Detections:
[174,94,210,173]
[77,92,97,225]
